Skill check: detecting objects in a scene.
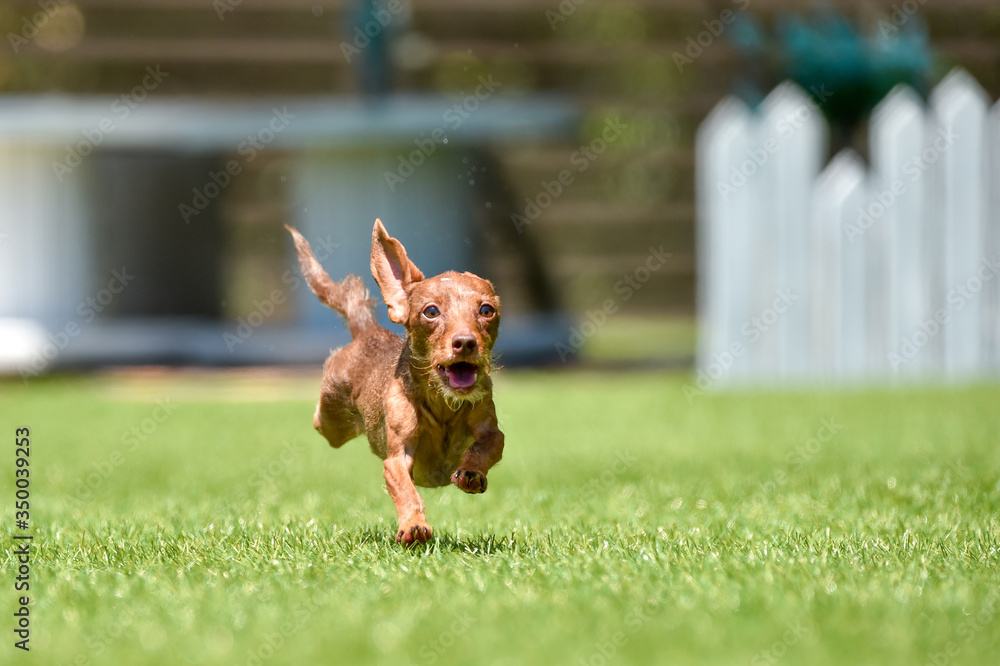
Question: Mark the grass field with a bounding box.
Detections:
[2,369,999,665]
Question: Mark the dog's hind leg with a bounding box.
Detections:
[314,383,362,449]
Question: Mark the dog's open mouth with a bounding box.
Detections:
[437,361,478,390]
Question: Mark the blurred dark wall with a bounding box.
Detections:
[1,0,998,317]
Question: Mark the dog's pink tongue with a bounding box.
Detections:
[447,363,477,388]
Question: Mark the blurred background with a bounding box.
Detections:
[0,0,997,377]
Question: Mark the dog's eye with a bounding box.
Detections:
[422,305,441,319]
[478,304,496,318]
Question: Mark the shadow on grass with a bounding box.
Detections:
[339,526,519,556]
[427,531,518,555]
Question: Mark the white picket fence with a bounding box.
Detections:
[696,68,1000,386]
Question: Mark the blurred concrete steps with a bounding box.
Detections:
[3,0,1000,319]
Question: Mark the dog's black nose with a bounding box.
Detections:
[452,334,478,355]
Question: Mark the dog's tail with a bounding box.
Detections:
[285,225,376,339]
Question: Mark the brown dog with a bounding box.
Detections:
[286,220,505,545]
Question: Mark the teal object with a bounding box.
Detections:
[351,0,394,95]
[729,8,932,132]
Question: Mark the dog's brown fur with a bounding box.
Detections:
[286,220,505,545]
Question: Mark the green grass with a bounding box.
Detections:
[580,314,697,364]
[2,370,999,665]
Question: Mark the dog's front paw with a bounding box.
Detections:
[396,519,433,546]
[452,469,488,494]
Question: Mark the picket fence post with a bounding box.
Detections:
[696,67,999,386]
[696,97,759,386]
[810,151,868,381]
[868,86,929,378]
[758,83,827,381]
[988,99,1000,373]
[930,69,990,379]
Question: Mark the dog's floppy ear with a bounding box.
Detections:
[371,218,424,324]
